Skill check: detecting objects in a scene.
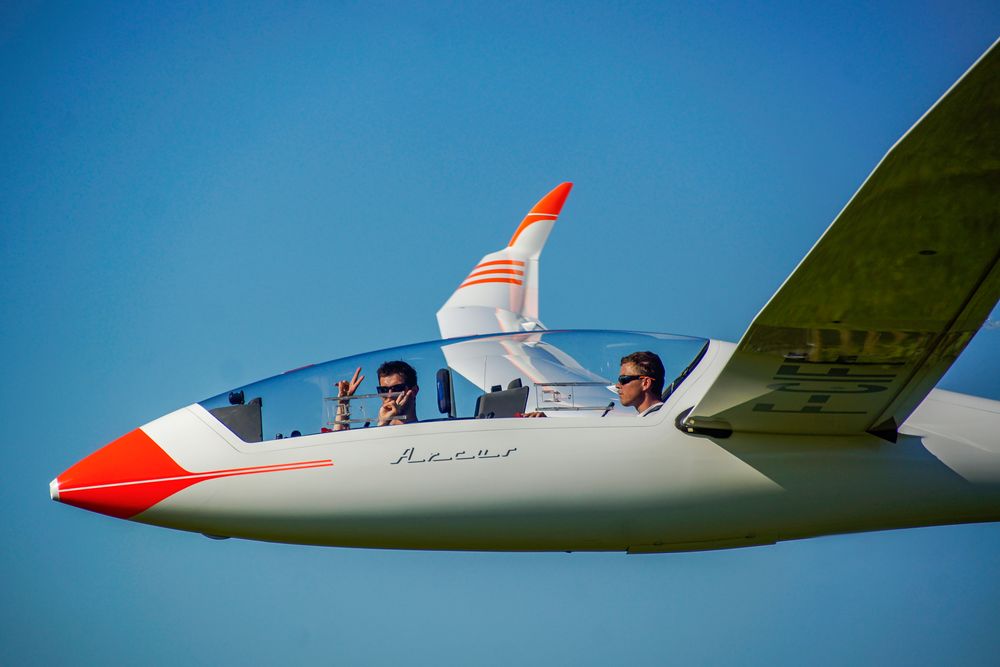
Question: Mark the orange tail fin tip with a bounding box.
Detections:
[507,182,573,249]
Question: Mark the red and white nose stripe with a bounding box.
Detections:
[51,429,332,519]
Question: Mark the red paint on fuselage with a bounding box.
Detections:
[55,429,332,519]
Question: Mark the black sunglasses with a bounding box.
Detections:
[376,383,411,394]
[617,375,647,386]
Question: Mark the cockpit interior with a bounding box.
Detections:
[198,330,708,443]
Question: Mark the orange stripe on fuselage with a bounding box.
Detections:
[61,460,334,492]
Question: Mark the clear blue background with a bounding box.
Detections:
[3,2,999,664]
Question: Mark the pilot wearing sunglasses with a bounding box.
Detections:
[616,351,665,416]
[333,360,419,430]
[516,350,667,419]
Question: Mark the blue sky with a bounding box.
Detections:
[2,2,999,664]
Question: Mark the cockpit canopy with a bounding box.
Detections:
[198,330,708,443]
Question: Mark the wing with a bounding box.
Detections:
[436,183,572,339]
[685,39,1000,438]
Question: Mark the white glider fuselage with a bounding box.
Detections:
[51,40,1000,552]
[54,339,1000,553]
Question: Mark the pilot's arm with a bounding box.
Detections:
[333,367,364,431]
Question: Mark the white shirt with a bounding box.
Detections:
[638,402,664,417]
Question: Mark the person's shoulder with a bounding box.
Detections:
[639,402,664,417]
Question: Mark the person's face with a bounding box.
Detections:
[377,372,416,406]
[616,362,651,408]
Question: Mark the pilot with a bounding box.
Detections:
[519,351,664,419]
[333,360,419,430]
[616,351,665,416]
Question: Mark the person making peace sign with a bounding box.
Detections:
[333,360,419,430]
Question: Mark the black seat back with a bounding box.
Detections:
[476,386,529,419]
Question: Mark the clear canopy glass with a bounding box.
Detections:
[198,330,708,443]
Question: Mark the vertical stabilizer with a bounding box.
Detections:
[436,183,572,339]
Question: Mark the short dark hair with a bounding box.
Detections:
[377,360,418,387]
[621,351,665,395]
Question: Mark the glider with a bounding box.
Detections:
[51,40,1000,553]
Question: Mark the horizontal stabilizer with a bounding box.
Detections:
[685,39,1000,437]
[437,183,572,339]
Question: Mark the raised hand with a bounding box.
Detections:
[333,367,364,431]
[378,388,414,426]
[337,367,364,400]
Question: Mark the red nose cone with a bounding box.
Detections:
[53,429,195,519]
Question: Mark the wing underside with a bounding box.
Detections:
[685,39,1000,437]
